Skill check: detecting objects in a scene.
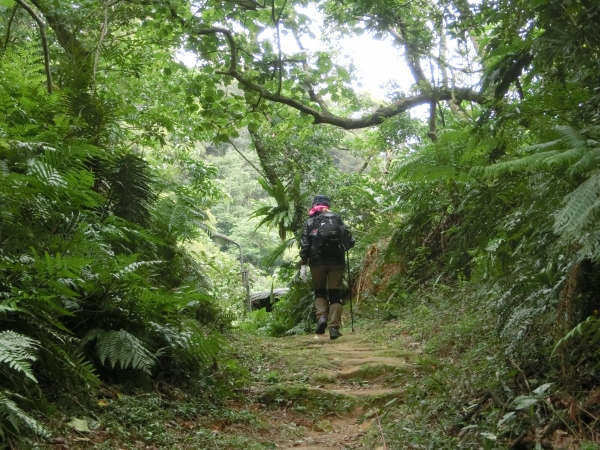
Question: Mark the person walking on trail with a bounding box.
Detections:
[299,195,354,340]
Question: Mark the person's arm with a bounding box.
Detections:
[299,219,312,265]
[342,221,355,250]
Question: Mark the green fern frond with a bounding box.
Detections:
[543,148,584,169]
[148,322,221,370]
[555,125,586,150]
[46,343,100,389]
[520,139,562,154]
[554,171,600,234]
[0,331,39,382]
[84,329,156,373]
[0,391,49,440]
[28,159,68,189]
[482,126,599,180]
[483,151,556,177]
[114,259,162,280]
[390,154,426,179]
[111,153,156,226]
[566,146,600,176]
[553,316,600,355]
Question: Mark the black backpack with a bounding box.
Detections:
[312,212,354,258]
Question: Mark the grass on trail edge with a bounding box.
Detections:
[29,281,600,449]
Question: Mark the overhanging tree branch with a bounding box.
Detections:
[388,25,428,85]
[293,31,330,114]
[196,27,485,130]
[30,0,89,59]
[15,0,52,94]
[197,28,238,72]
[229,68,483,129]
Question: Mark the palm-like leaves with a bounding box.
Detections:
[480,126,600,260]
[251,175,307,241]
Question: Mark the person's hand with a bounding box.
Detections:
[300,265,308,282]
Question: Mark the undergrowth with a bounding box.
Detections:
[355,279,600,449]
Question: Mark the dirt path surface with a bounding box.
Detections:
[41,326,419,450]
[252,331,418,449]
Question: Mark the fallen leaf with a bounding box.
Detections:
[315,420,335,433]
[66,418,90,432]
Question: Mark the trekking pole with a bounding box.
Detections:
[346,250,354,332]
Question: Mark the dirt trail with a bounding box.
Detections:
[253,331,418,450]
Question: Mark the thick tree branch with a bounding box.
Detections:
[197,27,485,129]
[231,70,483,129]
[197,28,237,72]
[30,0,89,59]
[15,0,52,94]
[428,101,437,141]
[388,26,428,85]
[292,31,330,114]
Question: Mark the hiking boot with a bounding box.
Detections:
[329,327,342,340]
[316,315,328,335]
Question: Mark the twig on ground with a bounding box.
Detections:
[375,411,388,449]
[456,391,492,427]
[509,430,527,449]
[507,357,531,392]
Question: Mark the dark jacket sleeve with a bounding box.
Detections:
[344,223,355,250]
[299,218,313,263]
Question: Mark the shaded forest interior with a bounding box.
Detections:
[1,0,600,448]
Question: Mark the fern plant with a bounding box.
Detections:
[0,392,49,443]
[0,331,39,382]
[480,126,600,262]
[81,329,157,374]
[553,315,600,355]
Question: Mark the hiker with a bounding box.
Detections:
[299,195,354,340]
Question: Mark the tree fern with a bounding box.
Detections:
[554,170,600,244]
[149,322,221,371]
[82,329,156,373]
[152,194,207,243]
[481,151,557,177]
[481,126,600,177]
[110,153,156,226]
[0,331,39,382]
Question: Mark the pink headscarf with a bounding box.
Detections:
[309,204,329,217]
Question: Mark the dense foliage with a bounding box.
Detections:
[1,0,600,447]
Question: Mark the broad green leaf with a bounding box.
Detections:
[67,418,90,432]
[513,396,539,410]
[532,383,552,396]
